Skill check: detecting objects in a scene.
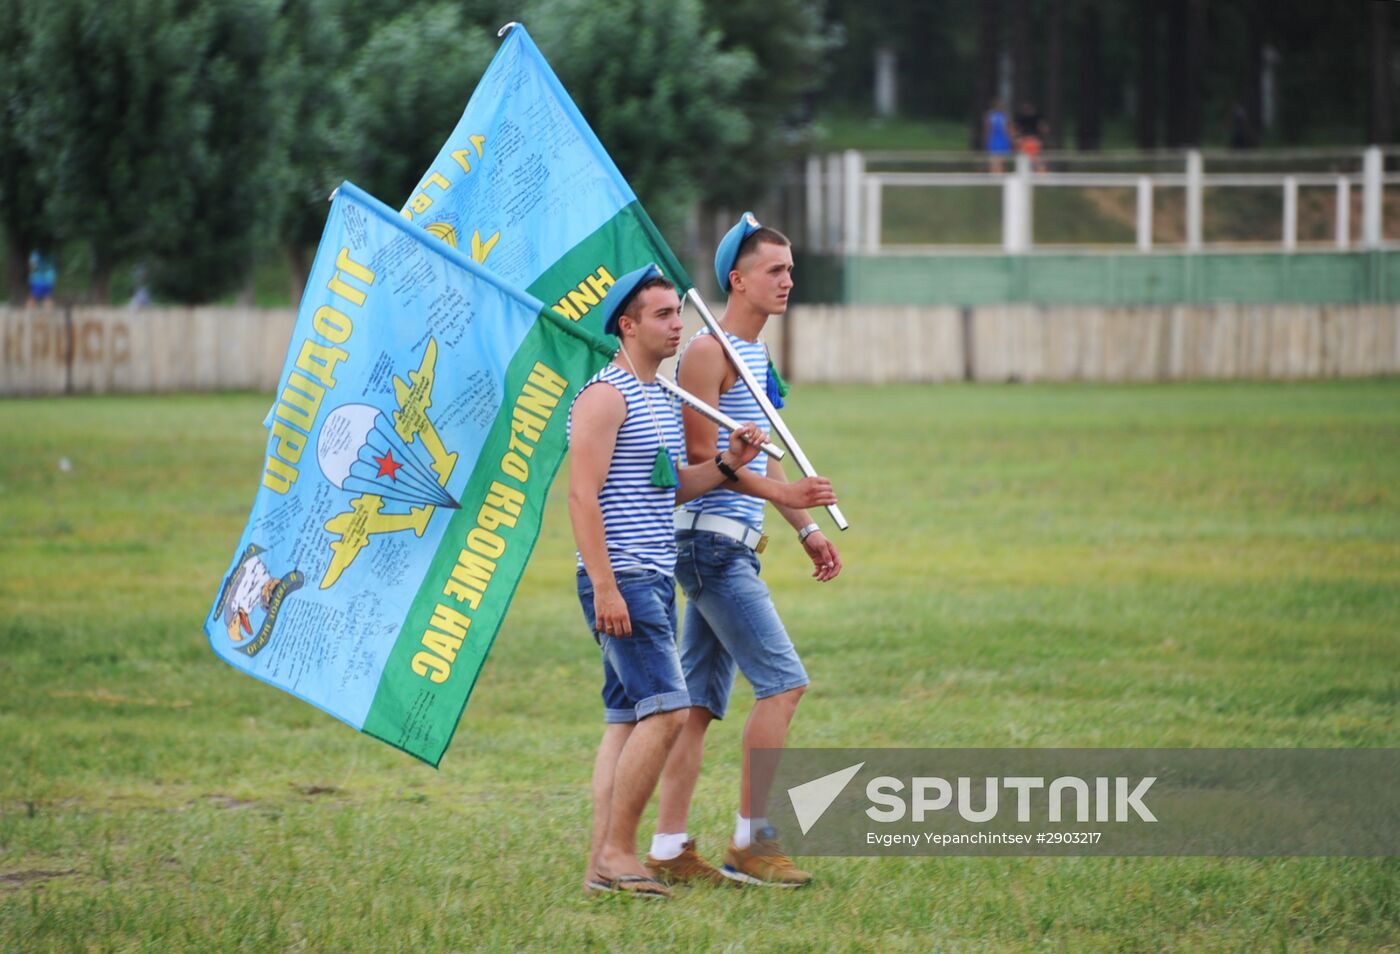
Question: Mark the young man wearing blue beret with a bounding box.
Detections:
[645,215,842,888]
[569,264,766,899]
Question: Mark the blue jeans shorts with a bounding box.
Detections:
[577,567,691,724]
[674,529,809,719]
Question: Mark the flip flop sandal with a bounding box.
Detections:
[613,874,672,900]
[583,876,616,897]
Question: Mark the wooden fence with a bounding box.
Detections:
[2,303,1396,396]
[779,303,1400,383]
[0,307,294,395]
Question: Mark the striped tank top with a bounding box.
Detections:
[568,364,684,577]
[679,329,771,532]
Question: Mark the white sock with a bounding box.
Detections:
[734,814,768,850]
[650,832,688,860]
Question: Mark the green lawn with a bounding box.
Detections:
[1,382,1398,951]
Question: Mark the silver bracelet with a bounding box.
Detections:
[797,522,821,542]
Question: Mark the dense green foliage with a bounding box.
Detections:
[824,0,1392,148]
[0,1,1386,303]
[0,0,827,304]
[16,0,289,302]
[1,382,1397,949]
[526,0,754,236]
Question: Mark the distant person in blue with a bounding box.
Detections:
[984,99,1013,174]
[27,250,55,309]
[568,263,765,900]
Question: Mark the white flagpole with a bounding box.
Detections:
[684,287,849,531]
[655,374,785,460]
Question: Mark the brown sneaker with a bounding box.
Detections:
[644,839,729,886]
[720,827,812,887]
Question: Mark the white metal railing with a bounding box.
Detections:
[802,147,1399,254]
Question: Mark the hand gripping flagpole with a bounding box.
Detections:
[685,288,849,531]
[655,374,785,460]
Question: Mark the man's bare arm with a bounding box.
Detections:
[766,454,842,581]
[567,383,632,635]
[675,421,766,504]
[676,334,836,512]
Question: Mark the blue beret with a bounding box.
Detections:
[600,263,664,336]
[714,211,762,292]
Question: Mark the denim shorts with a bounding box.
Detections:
[674,529,809,719]
[577,567,691,724]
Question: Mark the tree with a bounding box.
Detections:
[1010,0,1032,114]
[334,5,497,210]
[1135,0,1159,148]
[970,0,1000,149]
[144,0,290,301]
[0,0,46,303]
[19,0,286,302]
[1243,0,1265,144]
[697,0,833,207]
[1163,0,1204,146]
[522,0,754,238]
[1075,0,1103,150]
[1044,0,1066,149]
[261,0,355,302]
[1372,0,1394,144]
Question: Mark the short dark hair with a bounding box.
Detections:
[734,227,791,271]
[620,275,677,321]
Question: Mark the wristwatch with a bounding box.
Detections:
[714,454,740,482]
[798,522,821,542]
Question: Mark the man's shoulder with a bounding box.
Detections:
[685,326,719,346]
[570,375,628,433]
[679,331,725,366]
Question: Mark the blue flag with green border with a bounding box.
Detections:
[206,181,615,766]
[401,23,692,330]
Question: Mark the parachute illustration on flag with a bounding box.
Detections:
[317,403,460,511]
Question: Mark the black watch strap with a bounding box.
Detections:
[714,454,740,482]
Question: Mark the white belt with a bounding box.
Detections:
[674,511,768,553]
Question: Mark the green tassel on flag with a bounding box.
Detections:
[651,447,679,488]
[766,358,789,409]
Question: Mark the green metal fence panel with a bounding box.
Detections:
[1024,255,1120,304]
[831,251,1400,306]
[848,255,1013,305]
[1198,255,1285,303]
[1112,255,1189,304]
[1379,250,1400,302]
[1283,254,1368,303]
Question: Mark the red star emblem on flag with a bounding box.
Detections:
[374,449,404,481]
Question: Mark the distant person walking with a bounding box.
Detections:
[984,100,1013,174]
[1015,101,1046,172]
[27,250,55,309]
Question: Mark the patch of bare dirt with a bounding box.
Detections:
[0,868,77,887]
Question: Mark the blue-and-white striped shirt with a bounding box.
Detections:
[680,329,771,532]
[568,364,684,577]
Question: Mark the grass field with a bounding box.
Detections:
[2,382,1398,952]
